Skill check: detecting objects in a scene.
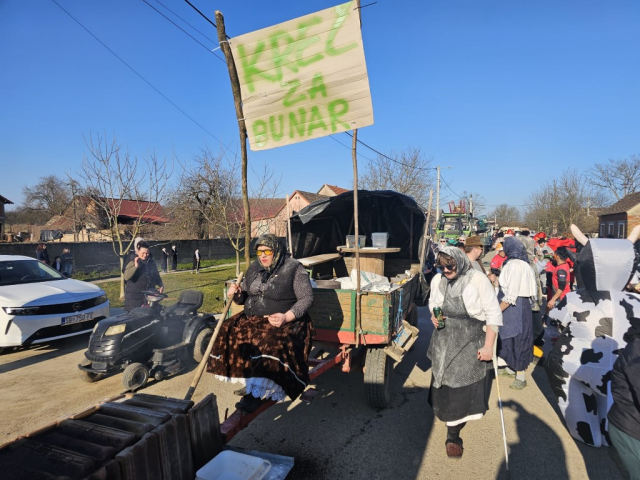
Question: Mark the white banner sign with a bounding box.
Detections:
[231,1,374,151]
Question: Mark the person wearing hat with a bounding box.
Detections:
[464,236,486,274]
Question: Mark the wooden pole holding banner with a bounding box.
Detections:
[419,190,434,275]
[215,11,251,269]
[185,272,244,401]
[286,194,293,256]
[352,129,361,347]
[352,0,363,348]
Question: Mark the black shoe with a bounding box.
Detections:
[235,394,265,413]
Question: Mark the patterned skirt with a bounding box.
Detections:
[206,312,313,401]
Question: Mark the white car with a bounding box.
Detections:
[0,255,110,353]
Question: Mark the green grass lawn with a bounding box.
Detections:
[75,256,242,282]
[96,266,239,313]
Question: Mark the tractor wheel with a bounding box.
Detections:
[122,363,149,391]
[77,357,104,383]
[192,328,213,364]
[364,347,394,409]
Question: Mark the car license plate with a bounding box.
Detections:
[61,312,94,326]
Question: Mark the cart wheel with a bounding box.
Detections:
[364,347,394,409]
[122,363,149,391]
[77,357,104,383]
[192,327,213,364]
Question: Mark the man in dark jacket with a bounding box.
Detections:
[608,317,640,479]
[123,242,164,311]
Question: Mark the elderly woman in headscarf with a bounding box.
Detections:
[496,237,538,389]
[427,246,502,458]
[207,234,314,413]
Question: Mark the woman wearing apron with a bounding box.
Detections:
[428,246,502,457]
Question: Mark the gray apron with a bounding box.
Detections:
[428,274,489,388]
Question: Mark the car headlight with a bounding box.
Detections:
[104,324,126,336]
[3,306,40,316]
[94,295,108,306]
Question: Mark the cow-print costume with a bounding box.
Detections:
[545,229,640,447]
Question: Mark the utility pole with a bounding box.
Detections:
[434,165,453,228]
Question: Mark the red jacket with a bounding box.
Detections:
[552,263,571,299]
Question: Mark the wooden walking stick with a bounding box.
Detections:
[184,271,244,401]
[492,329,509,470]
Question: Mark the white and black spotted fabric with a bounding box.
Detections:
[545,237,640,447]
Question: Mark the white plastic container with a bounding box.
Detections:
[371,232,389,248]
[196,450,271,480]
[346,235,366,248]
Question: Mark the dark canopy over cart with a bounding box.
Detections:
[288,190,427,408]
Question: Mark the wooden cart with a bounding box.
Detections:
[308,270,420,408]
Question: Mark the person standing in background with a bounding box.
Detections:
[171,245,178,271]
[52,256,63,272]
[192,249,201,274]
[161,247,169,273]
[36,244,50,265]
[61,248,73,277]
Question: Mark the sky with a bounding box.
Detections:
[1,0,639,215]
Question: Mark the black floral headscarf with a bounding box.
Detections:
[255,234,287,282]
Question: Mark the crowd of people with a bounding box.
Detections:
[428,225,640,476]
[32,225,639,474]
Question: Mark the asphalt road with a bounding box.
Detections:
[0,305,628,479]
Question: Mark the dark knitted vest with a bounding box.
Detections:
[243,257,300,317]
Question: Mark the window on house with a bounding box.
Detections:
[600,223,605,238]
[608,223,614,236]
[618,222,626,239]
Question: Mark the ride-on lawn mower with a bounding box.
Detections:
[78,290,216,391]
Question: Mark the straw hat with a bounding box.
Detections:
[465,236,484,247]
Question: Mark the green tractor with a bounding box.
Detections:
[436,201,491,249]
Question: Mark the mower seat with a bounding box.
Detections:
[164,290,204,317]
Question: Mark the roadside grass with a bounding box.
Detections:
[75,256,241,282]
[97,266,238,313]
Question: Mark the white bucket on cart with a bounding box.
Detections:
[372,232,389,248]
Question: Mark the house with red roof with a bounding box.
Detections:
[251,185,350,237]
[45,196,170,241]
[598,191,640,238]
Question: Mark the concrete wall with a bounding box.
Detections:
[0,239,249,273]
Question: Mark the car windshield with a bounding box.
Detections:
[0,260,65,286]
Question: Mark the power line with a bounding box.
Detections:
[439,174,462,199]
[51,0,229,148]
[327,134,373,162]
[153,0,212,44]
[342,131,433,172]
[184,0,230,40]
[142,0,226,64]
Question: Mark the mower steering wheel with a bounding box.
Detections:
[143,290,168,299]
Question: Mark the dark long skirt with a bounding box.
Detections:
[206,312,313,400]
[429,373,492,423]
[498,296,533,371]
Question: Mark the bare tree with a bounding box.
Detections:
[524,169,607,235]
[488,204,521,227]
[22,175,71,219]
[360,147,435,207]
[589,155,640,202]
[77,133,172,298]
[178,148,281,275]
